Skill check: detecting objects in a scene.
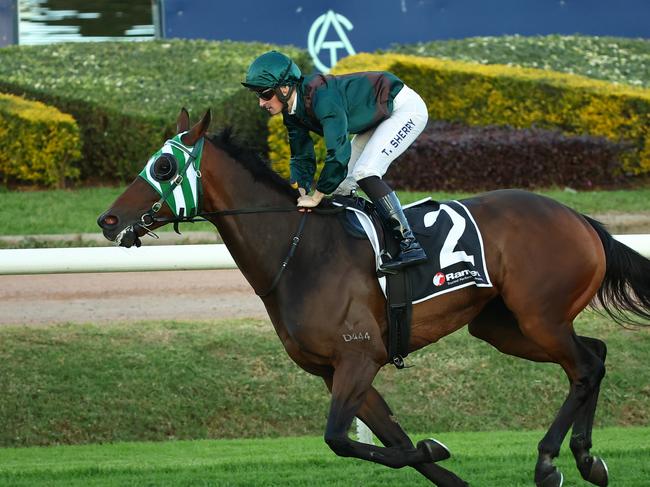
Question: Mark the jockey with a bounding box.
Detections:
[242,50,428,273]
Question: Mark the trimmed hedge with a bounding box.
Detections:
[384,122,631,191]
[0,40,312,184]
[388,34,650,89]
[0,93,81,188]
[268,52,650,189]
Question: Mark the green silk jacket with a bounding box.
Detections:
[283,71,404,194]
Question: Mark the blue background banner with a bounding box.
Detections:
[161,0,650,72]
[0,0,18,47]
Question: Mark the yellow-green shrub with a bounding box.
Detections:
[0,93,82,188]
[268,53,650,182]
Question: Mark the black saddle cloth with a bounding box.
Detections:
[330,196,492,302]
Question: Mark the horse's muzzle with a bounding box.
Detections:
[97,212,143,247]
[115,226,142,248]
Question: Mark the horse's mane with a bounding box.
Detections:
[207,129,298,199]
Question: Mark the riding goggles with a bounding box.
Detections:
[138,133,204,218]
[255,88,275,101]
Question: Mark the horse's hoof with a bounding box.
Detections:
[583,457,609,487]
[416,438,451,462]
[536,470,564,487]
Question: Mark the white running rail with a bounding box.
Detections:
[1,235,648,275]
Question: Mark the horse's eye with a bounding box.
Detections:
[151,154,178,182]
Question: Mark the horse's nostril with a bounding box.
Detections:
[103,215,119,227]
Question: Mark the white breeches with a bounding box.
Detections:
[333,84,428,195]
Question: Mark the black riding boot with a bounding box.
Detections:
[374,191,427,272]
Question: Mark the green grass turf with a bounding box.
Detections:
[0,427,648,486]
[0,313,648,448]
[0,186,648,236]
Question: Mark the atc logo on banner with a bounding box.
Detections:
[308,10,356,73]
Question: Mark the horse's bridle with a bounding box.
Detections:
[115,135,204,247]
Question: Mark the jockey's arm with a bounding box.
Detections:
[295,95,348,207]
[285,115,316,193]
[313,101,350,196]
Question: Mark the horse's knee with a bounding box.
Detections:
[325,434,353,457]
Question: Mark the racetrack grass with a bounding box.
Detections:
[0,186,216,237]
[0,427,648,486]
[0,312,648,448]
[0,185,648,236]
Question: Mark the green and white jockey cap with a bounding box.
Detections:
[138,133,204,217]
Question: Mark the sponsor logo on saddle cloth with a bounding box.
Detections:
[345,199,492,303]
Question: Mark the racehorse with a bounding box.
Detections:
[98,109,650,487]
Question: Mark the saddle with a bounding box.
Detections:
[328,194,492,369]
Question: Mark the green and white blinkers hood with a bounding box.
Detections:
[138,132,204,218]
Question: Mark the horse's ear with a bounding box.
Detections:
[181,109,211,146]
[177,107,190,134]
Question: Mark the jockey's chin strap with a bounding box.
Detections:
[275,84,296,112]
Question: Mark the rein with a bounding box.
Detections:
[148,206,344,297]
[256,211,308,297]
[149,203,345,229]
[146,206,343,297]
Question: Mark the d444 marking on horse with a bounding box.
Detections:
[342,331,371,342]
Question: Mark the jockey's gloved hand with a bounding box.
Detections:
[297,190,324,208]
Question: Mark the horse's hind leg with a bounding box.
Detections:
[569,336,609,487]
[469,299,608,486]
[357,386,468,487]
[322,356,442,470]
[519,322,606,487]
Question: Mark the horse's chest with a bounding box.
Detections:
[267,310,332,365]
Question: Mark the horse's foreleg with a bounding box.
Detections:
[322,357,437,469]
[357,386,469,487]
[569,336,609,487]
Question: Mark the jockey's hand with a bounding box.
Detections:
[297,190,324,208]
[298,187,307,197]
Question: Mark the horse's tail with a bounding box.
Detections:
[584,215,650,326]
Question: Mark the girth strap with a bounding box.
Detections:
[385,268,413,369]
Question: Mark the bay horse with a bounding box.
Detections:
[98,109,650,487]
